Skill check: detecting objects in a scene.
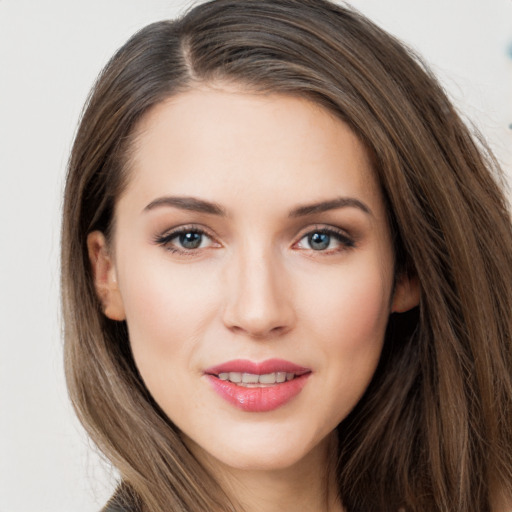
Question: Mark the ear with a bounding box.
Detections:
[391,273,420,313]
[87,231,126,321]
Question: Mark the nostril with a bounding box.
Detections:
[225,321,291,339]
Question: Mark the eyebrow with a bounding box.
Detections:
[143,196,227,216]
[143,195,372,218]
[289,197,372,217]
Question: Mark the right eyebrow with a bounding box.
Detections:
[142,196,227,216]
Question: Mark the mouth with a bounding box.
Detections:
[204,359,312,412]
[215,370,304,387]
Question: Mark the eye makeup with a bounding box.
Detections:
[153,222,357,257]
[153,224,220,255]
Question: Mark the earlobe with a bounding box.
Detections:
[87,231,126,321]
[391,274,420,313]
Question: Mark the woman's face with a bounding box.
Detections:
[89,87,416,472]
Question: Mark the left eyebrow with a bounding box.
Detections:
[289,197,372,218]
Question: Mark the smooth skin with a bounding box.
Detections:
[88,86,419,512]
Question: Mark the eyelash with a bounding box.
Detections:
[295,226,355,254]
[153,224,356,255]
[153,224,217,255]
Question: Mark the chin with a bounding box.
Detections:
[183,421,332,473]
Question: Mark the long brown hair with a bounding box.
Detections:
[61,1,512,510]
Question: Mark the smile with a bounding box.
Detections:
[204,359,312,412]
[217,371,297,386]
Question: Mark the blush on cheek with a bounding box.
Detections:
[305,269,390,349]
[120,259,219,360]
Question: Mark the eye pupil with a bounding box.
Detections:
[309,232,330,250]
[179,232,202,249]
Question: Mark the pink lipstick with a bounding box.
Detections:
[204,359,311,412]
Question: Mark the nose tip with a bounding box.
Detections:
[228,320,290,340]
[221,254,295,339]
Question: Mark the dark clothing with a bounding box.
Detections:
[102,486,138,512]
[103,503,129,512]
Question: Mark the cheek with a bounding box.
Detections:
[299,260,392,419]
[116,252,219,373]
[302,261,392,348]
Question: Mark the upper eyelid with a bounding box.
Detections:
[295,224,352,239]
[157,224,216,239]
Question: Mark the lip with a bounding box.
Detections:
[204,359,311,413]
[204,358,310,376]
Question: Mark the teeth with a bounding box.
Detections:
[242,373,259,384]
[276,372,286,383]
[259,373,276,384]
[216,371,297,385]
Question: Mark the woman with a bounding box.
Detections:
[61,0,512,510]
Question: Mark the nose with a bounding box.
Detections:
[221,246,296,339]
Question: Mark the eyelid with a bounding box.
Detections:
[293,224,355,251]
[153,223,221,253]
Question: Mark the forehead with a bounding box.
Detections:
[122,87,381,215]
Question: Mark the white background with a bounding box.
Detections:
[1,1,511,511]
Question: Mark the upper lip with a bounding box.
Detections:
[204,358,311,376]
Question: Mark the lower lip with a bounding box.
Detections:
[205,374,310,412]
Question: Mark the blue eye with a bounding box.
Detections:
[155,227,215,253]
[308,232,331,250]
[297,228,354,252]
[178,231,203,249]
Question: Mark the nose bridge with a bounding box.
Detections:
[222,237,294,337]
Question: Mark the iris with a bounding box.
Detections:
[179,232,203,249]
[308,232,330,250]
